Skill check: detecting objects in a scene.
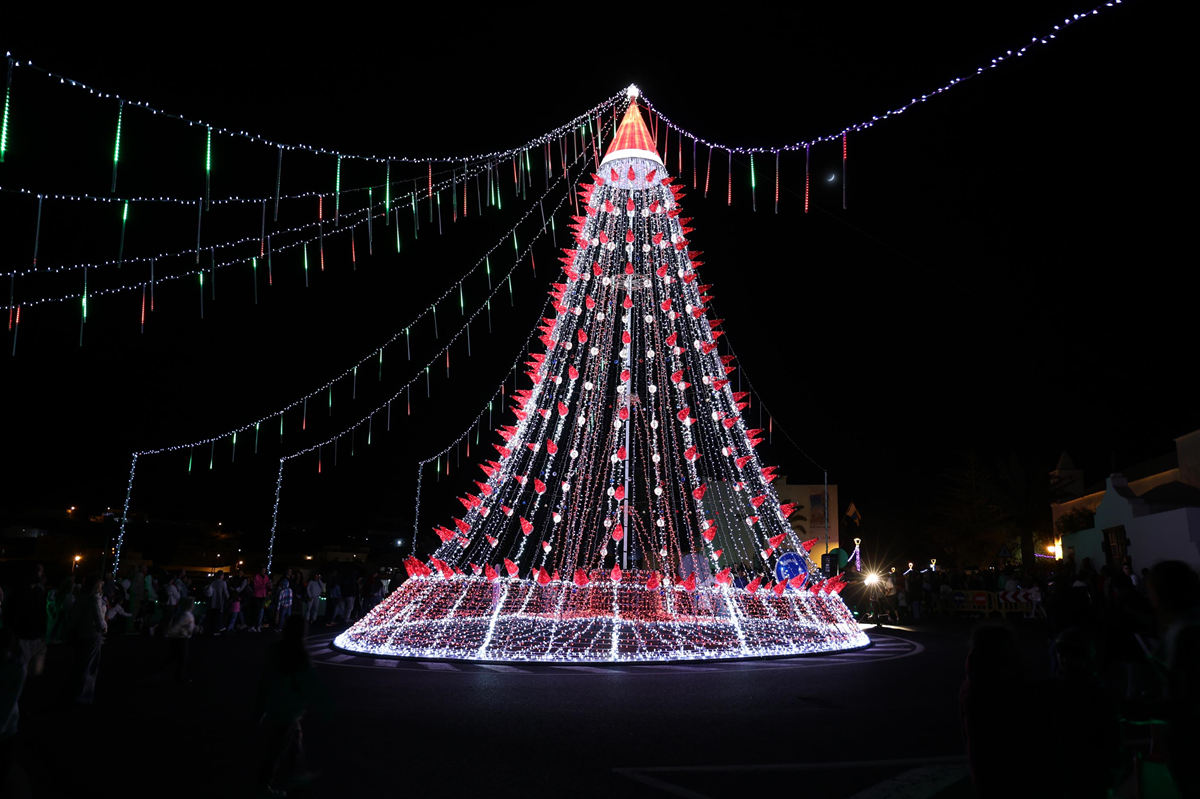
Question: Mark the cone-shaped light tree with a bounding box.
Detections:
[336,88,867,661]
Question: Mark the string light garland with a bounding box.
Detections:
[331,93,865,662]
[635,2,1123,155]
[3,161,485,309]
[4,54,622,164]
[114,147,591,572]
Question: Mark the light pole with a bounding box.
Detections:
[72,554,82,574]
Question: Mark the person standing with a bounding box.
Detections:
[70,575,106,706]
[127,566,145,631]
[255,615,330,795]
[305,574,325,625]
[338,574,357,626]
[206,572,229,636]
[252,567,271,633]
[324,571,340,627]
[276,580,294,628]
[155,573,180,637]
[0,627,28,789]
[9,563,48,679]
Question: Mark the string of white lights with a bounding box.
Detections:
[637,2,1122,154]
[116,154,587,572]
[5,54,622,164]
[3,158,482,285]
[408,296,554,555]
[0,160,461,206]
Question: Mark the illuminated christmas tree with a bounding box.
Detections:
[336,88,868,661]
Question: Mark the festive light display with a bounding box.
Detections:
[636,2,1123,155]
[113,145,592,574]
[334,92,867,662]
[5,53,621,164]
[3,160,484,305]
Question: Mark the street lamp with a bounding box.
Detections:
[72,554,82,573]
[930,558,937,572]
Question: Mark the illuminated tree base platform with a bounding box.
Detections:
[333,572,870,663]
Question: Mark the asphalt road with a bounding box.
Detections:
[11,619,1048,798]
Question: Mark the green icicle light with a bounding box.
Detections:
[111,100,123,193]
[188,448,193,473]
[459,284,464,314]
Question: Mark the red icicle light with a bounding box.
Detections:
[578,329,588,344]
[676,407,691,422]
[622,330,631,344]
[681,572,697,592]
[746,576,762,594]
[617,446,627,461]
[611,524,623,542]
[773,580,786,597]
[750,495,767,508]
[486,534,499,547]
[702,526,717,543]
[715,567,732,586]
[646,571,661,590]
[454,517,471,534]
[485,563,498,581]
[685,446,699,462]
[610,564,623,583]
[614,485,625,500]
[568,366,579,380]
[546,440,557,455]
[801,537,819,552]
[692,483,708,500]
[768,533,787,548]
[622,295,633,309]
[537,568,552,586]
[626,197,635,212]
[558,401,570,415]
[504,558,520,577]
[574,568,590,588]
[534,478,547,494]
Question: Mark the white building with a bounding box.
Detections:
[1053,430,1200,571]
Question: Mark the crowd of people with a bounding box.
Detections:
[958,557,1200,798]
[0,561,369,796]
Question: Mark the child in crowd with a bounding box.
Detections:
[227,595,245,632]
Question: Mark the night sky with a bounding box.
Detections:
[2,4,1186,562]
